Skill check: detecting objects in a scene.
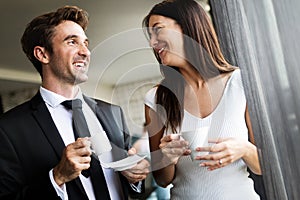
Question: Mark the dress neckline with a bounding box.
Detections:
[184,69,238,120]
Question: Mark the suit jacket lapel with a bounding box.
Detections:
[30,92,65,158]
[31,92,88,199]
[83,96,116,143]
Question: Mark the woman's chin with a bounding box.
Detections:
[161,58,169,66]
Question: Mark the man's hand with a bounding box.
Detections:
[53,137,92,186]
[120,148,150,184]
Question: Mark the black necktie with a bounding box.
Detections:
[61,99,91,177]
[62,99,90,138]
[62,99,111,199]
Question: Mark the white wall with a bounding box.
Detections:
[112,77,161,137]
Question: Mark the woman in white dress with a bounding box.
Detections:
[142,0,262,199]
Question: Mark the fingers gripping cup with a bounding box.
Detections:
[181,127,209,161]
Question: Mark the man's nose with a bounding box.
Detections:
[79,43,90,57]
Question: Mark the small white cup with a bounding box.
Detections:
[90,131,112,156]
[181,127,209,161]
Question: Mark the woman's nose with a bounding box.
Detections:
[149,35,158,48]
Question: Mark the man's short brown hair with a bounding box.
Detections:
[21,6,89,77]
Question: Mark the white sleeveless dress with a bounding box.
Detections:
[144,69,260,200]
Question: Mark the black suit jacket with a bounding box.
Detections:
[0,92,139,200]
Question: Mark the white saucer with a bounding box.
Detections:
[100,154,147,171]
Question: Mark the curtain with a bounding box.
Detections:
[0,95,3,115]
[210,0,300,199]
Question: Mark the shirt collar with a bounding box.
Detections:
[40,86,84,108]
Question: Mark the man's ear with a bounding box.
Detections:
[33,46,49,64]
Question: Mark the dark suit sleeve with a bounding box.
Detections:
[119,106,131,151]
[93,99,146,198]
[116,106,146,196]
[0,127,61,200]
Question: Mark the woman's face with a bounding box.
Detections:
[148,15,188,68]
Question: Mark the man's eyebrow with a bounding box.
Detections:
[63,34,78,41]
[63,35,89,44]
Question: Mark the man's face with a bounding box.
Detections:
[47,20,90,85]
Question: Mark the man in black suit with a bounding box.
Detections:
[0,5,149,200]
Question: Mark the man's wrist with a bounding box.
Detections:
[130,181,142,193]
[49,169,68,199]
[53,167,65,186]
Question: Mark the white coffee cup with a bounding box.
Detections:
[181,127,209,161]
[90,131,112,156]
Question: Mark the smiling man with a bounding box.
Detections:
[0,6,149,200]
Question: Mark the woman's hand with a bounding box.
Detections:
[159,134,191,165]
[195,137,254,171]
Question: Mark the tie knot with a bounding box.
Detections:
[61,99,82,110]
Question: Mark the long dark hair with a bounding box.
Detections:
[143,0,235,133]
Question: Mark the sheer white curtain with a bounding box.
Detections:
[210,0,300,199]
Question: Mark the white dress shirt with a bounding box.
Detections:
[40,87,124,200]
